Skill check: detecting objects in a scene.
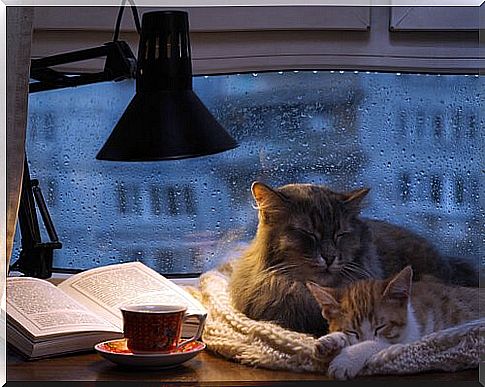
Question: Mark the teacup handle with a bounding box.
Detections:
[176,313,207,349]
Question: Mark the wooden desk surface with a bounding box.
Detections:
[7,346,479,385]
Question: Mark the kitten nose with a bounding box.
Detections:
[323,255,336,266]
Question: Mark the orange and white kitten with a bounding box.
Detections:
[306,266,481,380]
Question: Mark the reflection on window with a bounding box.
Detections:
[167,187,178,216]
[150,185,163,215]
[13,71,481,275]
[468,114,477,138]
[115,182,142,215]
[399,173,411,203]
[46,178,57,207]
[430,176,442,204]
[433,114,443,139]
[455,176,464,205]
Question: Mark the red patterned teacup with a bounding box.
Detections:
[120,304,205,353]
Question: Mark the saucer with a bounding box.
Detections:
[95,338,205,369]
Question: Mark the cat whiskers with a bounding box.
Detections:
[343,261,373,275]
[262,263,299,276]
[339,269,358,284]
[341,262,373,280]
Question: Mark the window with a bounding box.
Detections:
[11,71,480,275]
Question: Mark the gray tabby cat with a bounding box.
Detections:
[229,182,477,336]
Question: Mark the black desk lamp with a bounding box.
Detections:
[11,8,238,278]
[97,11,238,161]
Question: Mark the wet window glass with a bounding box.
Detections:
[13,71,481,275]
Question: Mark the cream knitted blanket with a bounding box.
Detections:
[187,268,483,376]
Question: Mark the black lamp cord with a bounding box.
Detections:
[113,0,141,42]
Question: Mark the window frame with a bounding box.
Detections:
[21,5,483,277]
[31,6,482,75]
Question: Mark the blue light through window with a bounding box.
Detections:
[13,71,482,275]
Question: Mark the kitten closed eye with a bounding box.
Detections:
[344,330,360,340]
[374,324,386,336]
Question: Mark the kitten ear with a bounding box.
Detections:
[251,181,288,215]
[342,187,370,211]
[306,282,340,320]
[383,266,413,302]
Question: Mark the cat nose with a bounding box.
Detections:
[323,255,336,266]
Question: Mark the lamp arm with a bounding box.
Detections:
[31,179,60,243]
[29,41,136,93]
[31,45,111,69]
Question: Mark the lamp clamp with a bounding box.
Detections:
[10,159,62,278]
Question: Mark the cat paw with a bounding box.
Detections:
[328,352,362,380]
[314,332,348,359]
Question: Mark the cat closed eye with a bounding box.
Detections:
[294,228,318,241]
[334,231,350,241]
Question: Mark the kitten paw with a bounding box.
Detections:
[314,332,348,359]
[328,352,362,380]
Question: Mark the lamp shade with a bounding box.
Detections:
[96,11,238,161]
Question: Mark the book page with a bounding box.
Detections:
[6,277,120,338]
[58,262,206,329]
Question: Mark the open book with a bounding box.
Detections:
[6,262,207,359]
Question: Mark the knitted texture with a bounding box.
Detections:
[186,268,483,376]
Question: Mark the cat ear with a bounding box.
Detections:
[251,181,288,215]
[306,282,340,320]
[342,187,370,211]
[383,266,413,302]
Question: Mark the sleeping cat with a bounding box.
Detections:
[229,182,477,336]
[306,266,482,379]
